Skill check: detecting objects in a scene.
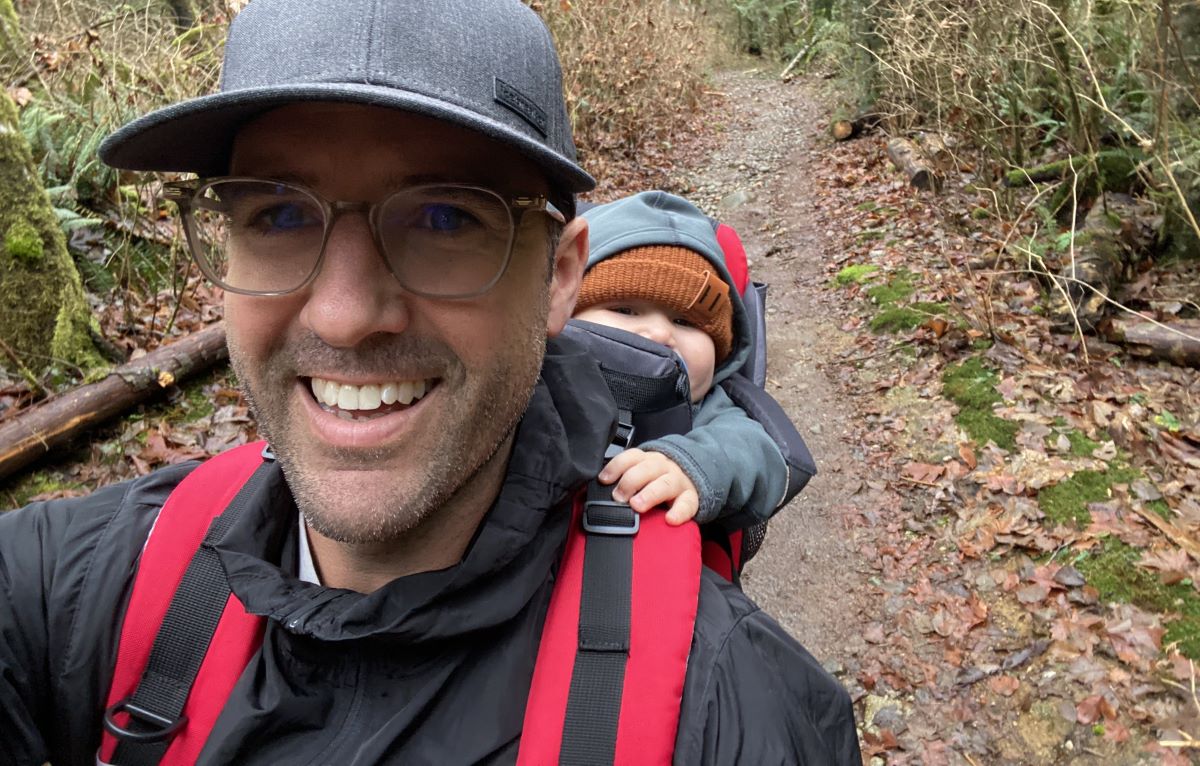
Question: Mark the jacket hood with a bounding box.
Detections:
[582,191,751,386]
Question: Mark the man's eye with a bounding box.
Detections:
[259,203,316,231]
[419,203,477,232]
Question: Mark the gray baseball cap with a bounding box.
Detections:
[99,0,595,196]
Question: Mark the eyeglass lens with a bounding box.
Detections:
[185,180,516,297]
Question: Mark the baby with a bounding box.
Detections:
[575,191,788,527]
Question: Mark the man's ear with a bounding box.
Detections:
[545,216,588,337]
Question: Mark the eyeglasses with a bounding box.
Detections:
[163,177,564,298]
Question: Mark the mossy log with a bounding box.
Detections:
[1098,317,1200,368]
[1004,149,1141,190]
[831,110,883,141]
[0,323,227,481]
[0,91,103,375]
[1048,193,1158,332]
[887,137,941,191]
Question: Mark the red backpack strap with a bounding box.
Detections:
[714,222,749,296]
[518,483,700,765]
[100,441,270,766]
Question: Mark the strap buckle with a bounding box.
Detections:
[103,698,188,744]
[582,500,640,536]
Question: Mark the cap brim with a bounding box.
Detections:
[99,82,596,193]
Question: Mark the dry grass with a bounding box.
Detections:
[531,0,719,189]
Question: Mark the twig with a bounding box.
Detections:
[899,476,941,488]
[0,336,45,399]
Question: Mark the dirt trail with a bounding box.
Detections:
[669,72,873,670]
[668,71,1198,766]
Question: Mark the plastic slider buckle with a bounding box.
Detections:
[103,698,188,744]
[261,444,276,461]
[582,500,640,536]
[603,421,635,460]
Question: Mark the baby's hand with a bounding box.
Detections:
[597,448,699,526]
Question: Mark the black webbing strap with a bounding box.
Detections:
[105,457,274,766]
[560,410,639,765]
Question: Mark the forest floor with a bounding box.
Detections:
[661,69,1200,765]
[2,66,1200,766]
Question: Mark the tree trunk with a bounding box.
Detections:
[1048,193,1157,332]
[0,323,228,481]
[1098,317,1200,368]
[887,137,941,191]
[0,90,103,376]
[0,0,24,80]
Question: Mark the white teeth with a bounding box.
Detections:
[310,376,432,412]
[380,383,398,405]
[359,384,381,410]
[322,379,340,407]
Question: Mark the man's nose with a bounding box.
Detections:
[298,213,411,347]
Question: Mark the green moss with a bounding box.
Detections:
[865,271,915,305]
[869,301,948,333]
[970,206,991,220]
[1076,537,1200,658]
[3,469,87,508]
[1148,499,1171,520]
[4,219,43,263]
[942,357,1018,450]
[1047,428,1101,458]
[1039,470,1114,525]
[835,264,879,286]
[944,357,999,409]
[0,89,103,374]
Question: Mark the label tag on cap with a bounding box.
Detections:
[685,270,730,319]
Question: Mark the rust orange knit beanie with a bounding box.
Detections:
[575,245,735,362]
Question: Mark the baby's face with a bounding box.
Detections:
[575,299,715,402]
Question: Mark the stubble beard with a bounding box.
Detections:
[227,308,549,545]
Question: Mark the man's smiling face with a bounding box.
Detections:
[224,103,583,544]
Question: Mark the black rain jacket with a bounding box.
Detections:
[0,335,861,765]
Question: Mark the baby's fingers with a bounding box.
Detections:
[664,491,700,526]
[598,448,647,485]
[629,473,688,513]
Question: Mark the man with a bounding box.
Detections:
[0,0,860,763]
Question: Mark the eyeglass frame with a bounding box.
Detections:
[162,177,567,299]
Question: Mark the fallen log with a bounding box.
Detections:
[831,111,883,141]
[0,322,228,482]
[1048,193,1157,332]
[1098,317,1200,368]
[1004,149,1141,190]
[887,137,941,191]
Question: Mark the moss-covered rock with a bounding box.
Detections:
[0,90,104,375]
